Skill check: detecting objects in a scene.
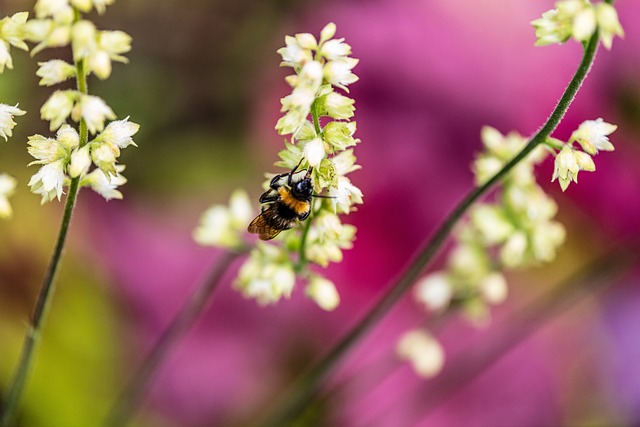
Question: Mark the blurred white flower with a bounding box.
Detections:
[0,174,17,219]
[41,90,76,131]
[397,329,445,378]
[414,273,453,312]
[36,60,76,86]
[306,275,340,311]
[72,94,116,134]
[193,190,253,249]
[0,103,26,141]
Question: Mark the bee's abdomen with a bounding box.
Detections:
[275,201,300,220]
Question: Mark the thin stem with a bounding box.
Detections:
[0,179,80,427]
[103,250,242,427]
[0,54,89,425]
[258,29,601,427]
[296,104,322,271]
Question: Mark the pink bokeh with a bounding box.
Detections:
[83,1,640,426]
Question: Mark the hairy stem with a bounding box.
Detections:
[103,250,241,427]
[0,57,89,427]
[258,29,601,427]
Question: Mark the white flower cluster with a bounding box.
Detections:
[194,24,362,311]
[23,0,138,204]
[413,127,565,326]
[552,118,616,191]
[193,190,253,249]
[0,12,29,219]
[401,118,618,375]
[396,329,445,378]
[28,118,138,203]
[532,0,623,49]
[0,12,29,73]
[27,0,130,78]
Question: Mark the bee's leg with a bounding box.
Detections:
[298,209,311,221]
[269,173,287,190]
[288,158,304,186]
[259,191,279,204]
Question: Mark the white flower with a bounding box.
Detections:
[36,60,76,86]
[331,149,361,176]
[0,41,12,73]
[596,3,624,50]
[35,0,71,19]
[56,123,80,150]
[552,145,595,191]
[396,329,445,378]
[71,20,96,60]
[28,159,66,203]
[323,121,358,151]
[0,173,17,219]
[304,211,355,267]
[500,231,528,268]
[277,35,313,69]
[235,244,296,305]
[323,57,359,91]
[306,275,340,311]
[88,30,131,79]
[41,90,76,131]
[0,12,29,72]
[470,204,515,245]
[329,176,363,214]
[318,91,355,120]
[193,189,253,249]
[1,12,29,51]
[72,94,116,134]
[478,272,508,305]
[27,134,66,165]
[414,272,453,312]
[530,221,566,262]
[69,0,115,14]
[571,118,616,155]
[532,0,594,46]
[319,38,352,61]
[69,0,92,12]
[29,17,73,56]
[0,103,26,141]
[94,117,139,149]
[303,137,325,167]
[68,145,91,177]
[81,164,126,200]
[90,142,118,176]
[319,22,337,44]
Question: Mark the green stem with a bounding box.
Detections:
[0,44,89,427]
[258,29,601,427]
[103,250,242,427]
[296,104,322,271]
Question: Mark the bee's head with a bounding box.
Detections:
[292,177,314,200]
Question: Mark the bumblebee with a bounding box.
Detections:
[248,163,314,240]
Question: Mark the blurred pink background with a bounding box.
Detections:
[1,0,640,426]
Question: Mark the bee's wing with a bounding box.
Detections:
[248,208,282,240]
